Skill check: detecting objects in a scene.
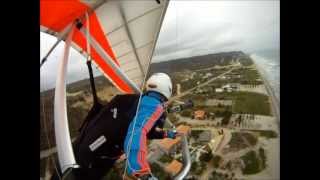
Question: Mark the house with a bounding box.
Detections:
[203,73,213,79]
[165,160,183,176]
[194,110,206,120]
[176,125,191,136]
[158,125,191,154]
[198,131,212,142]
[215,88,223,93]
[158,138,180,155]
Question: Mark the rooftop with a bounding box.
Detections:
[158,137,181,151]
[194,110,206,119]
[158,125,191,151]
[165,160,183,175]
[176,125,191,135]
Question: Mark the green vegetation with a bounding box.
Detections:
[190,161,206,175]
[237,68,260,83]
[212,154,222,168]
[191,130,204,139]
[251,130,278,139]
[167,113,179,124]
[199,150,213,162]
[242,132,258,146]
[221,111,232,126]
[159,154,173,163]
[150,163,171,180]
[259,147,267,169]
[210,171,228,180]
[241,150,263,175]
[228,132,257,151]
[180,109,193,117]
[239,57,254,66]
[230,92,271,115]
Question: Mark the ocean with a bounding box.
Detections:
[250,49,280,102]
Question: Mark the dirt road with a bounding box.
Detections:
[169,65,239,103]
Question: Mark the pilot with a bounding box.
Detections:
[124,73,177,180]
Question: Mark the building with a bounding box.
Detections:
[165,160,183,176]
[193,110,206,120]
[158,138,180,155]
[158,125,191,154]
[198,131,212,142]
[176,125,191,136]
[215,88,223,93]
[203,73,213,79]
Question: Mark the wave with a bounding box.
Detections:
[250,53,280,102]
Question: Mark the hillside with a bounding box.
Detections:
[148,51,252,75]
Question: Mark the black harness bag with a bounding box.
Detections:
[73,94,140,168]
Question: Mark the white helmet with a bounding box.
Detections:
[146,73,172,100]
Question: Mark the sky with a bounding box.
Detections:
[40,0,280,91]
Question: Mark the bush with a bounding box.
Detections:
[212,155,222,168]
[221,111,232,125]
[242,132,258,146]
[191,161,206,175]
[228,132,248,151]
[159,154,173,163]
[259,130,278,139]
[168,113,179,124]
[180,109,192,117]
[241,150,261,174]
[199,151,213,162]
[259,147,267,169]
[191,130,204,139]
[150,163,170,180]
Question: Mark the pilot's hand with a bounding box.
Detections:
[166,130,177,139]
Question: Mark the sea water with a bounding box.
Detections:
[250,50,280,102]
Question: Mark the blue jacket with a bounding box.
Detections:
[124,91,167,151]
[123,91,167,175]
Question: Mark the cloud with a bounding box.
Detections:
[152,0,280,62]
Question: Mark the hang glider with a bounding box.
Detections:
[41,0,169,93]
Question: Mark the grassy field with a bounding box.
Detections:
[250,130,278,139]
[229,92,271,116]
[228,132,250,151]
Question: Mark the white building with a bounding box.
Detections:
[215,88,223,93]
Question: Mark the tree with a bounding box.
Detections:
[181,109,192,117]
[199,151,213,162]
[221,111,232,126]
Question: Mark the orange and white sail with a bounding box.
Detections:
[40,0,169,173]
[41,0,169,93]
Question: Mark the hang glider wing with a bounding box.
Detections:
[40,0,169,93]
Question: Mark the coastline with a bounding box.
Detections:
[254,63,280,129]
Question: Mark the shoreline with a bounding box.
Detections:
[253,63,280,129]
